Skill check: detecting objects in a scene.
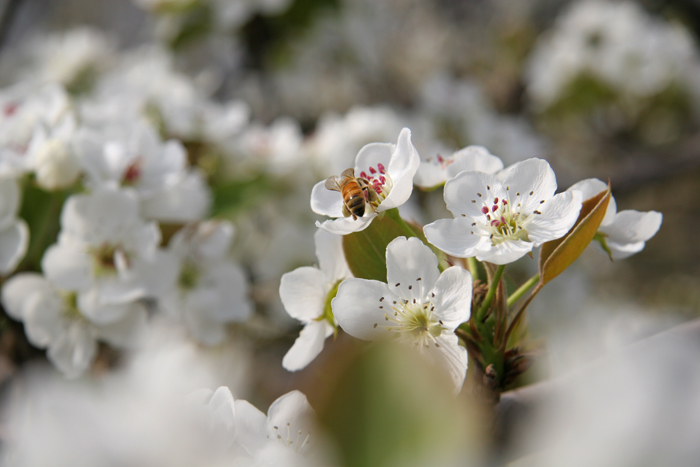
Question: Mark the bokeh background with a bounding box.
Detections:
[0,0,698,465]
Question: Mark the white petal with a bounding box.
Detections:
[280,267,329,322]
[430,266,472,330]
[207,386,236,432]
[95,306,148,348]
[314,229,351,281]
[601,210,662,259]
[61,189,140,244]
[47,321,97,378]
[234,399,269,456]
[1,272,50,320]
[498,158,558,213]
[476,239,534,265]
[41,240,93,291]
[183,289,228,346]
[446,145,504,177]
[427,333,468,393]
[267,390,315,440]
[443,170,502,218]
[282,320,334,372]
[310,180,344,218]
[315,214,376,235]
[354,143,393,179]
[207,262,252,322]
[527,190,582,245]
[0,220,28,274]
[77,288,133,325]
[424,218,484,258]
[140,170,211,222]
[378,128,420,211]
[414,161,446,189]
[567,178,616,225]
[332,278,395,340]
[22,287,65,347]
[385,237,440,300]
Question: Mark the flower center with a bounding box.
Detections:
[178,260,201,290]
[270,423,312,455]
[381,296,445,349]
[91,243,129,277]
[122,158,142,185]
[359,163,392,208]
[478,195,537,246]
[426,153,454,170]
[60,292,85,322]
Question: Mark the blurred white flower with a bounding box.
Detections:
[414,145,504,190]
[280,229,351,371]
[41,190,161,324]
[332,236,472,391]
[0,83,72,176]
[156,221,252,346]
[0,176,28,274]
[27,114,81,190]
[567,178,662,259]
[75,121,210,222]
[2,272,146,377]
[425,158,582,265]
[16,27,115,92]
[526,0,699,110]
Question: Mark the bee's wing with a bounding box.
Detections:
[325,176,343,192]
[341,167,356,180]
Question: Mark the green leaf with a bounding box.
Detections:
[538,184,611,287]
[342,215,405,282]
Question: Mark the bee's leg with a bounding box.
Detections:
[342,204,352,218]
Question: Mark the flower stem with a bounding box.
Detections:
[476,264,505,321]
[467,257,480,280]
[506,273,540,309]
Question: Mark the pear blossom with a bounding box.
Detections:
[567,178,662,259]
[233,389,320,466]
[41,189,161,324]
[280,229,352,371]
[156,221,252,346]
[0,176,28,274]
[1,272,147,377]
[414,145,504,189]
[310,127,420,235]
[0,83,72,176]
[26,114,81,190]
[332,236,472,391]
[75,122,211,222]
[424,158,583,265]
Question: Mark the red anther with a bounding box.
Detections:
[492,205,498,212]
[482,206,489,214]
[501,216,506,224]
[502,200,508,205]
[377,163,386,174]
[379,176,386,184]
[437,155,444,163]
[360,171,369,179]
[494,198,499,204]
[369,166,377,174]
[491,219,500,227]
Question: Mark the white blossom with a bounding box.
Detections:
[155,221,252,346]
[310,127,420,235]
[567,178,662,259]
[279,229,351,371]
[332,236,472,391]
[424,158,583,265]
[414,145,504,190]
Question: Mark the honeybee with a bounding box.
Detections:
[325,168,378,220]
